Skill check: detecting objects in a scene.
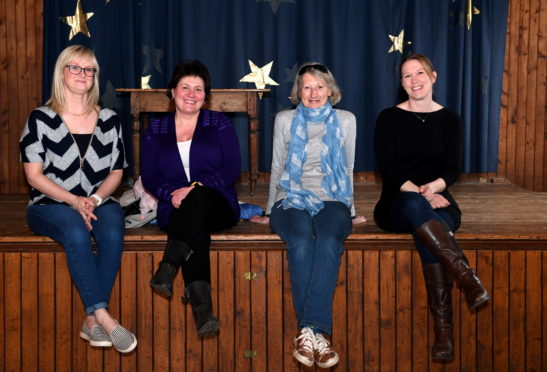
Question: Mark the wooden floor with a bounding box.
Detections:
[1,183,546,372]
[2,183,546,247]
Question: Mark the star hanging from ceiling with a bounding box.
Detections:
[256,0,296,15]
[60,0,94,40]
[240,60,279,98]
[466,0,480,30]
[388,29,411,54]
[141,75,152,89]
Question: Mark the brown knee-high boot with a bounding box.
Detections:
[415,219,490,309]
[423,263,454,360]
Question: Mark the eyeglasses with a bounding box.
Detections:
[65,64,97,77]
[298,64,329,75]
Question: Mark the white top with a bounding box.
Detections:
[177,140,192,180]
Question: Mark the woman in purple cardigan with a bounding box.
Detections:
[141,60,241,337]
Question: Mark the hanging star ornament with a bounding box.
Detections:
[388,29,411,54]
[60,0,94,40]
[256,0,296,15]
[239,60,279,98]
[466,0,480,30]
[141,75,152,89]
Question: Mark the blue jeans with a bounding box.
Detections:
[27,203,124,315]
[387,192,460,264]
[270,200,352,335]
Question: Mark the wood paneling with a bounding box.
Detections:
[1,246,546,372]
[0,1,545,192]
[499,0,547,191]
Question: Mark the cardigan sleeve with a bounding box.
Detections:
[265,111,292,215]
[193,113,241,190]
[140,119,181,202]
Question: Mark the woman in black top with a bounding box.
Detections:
[374,53,489,360]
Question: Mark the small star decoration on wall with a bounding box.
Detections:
[240,60,279,98]
[60,0,94,40]
[388,29,411,54]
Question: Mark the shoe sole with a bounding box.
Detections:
[79,331,112,347]
[293,351,314,367]
[470,294,490,310]
[198,319,220,337]
[150,282,173,297]
[315,353,340,369]
[115,338,138,354]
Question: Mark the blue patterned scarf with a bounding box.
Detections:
[279,102,352,216]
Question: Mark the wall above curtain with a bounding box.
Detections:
[43,0,509,174]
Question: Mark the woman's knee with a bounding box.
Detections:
[395,192,431,218]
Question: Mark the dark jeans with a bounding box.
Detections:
[386,192,461,264]
[270,200,352,335]
[166,186,237,285]
[27,203,124,315]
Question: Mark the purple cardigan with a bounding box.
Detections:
[141,109,241,228]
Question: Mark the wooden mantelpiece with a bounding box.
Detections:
[117,89,269,195]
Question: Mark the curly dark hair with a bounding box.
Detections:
[167,60,211,100]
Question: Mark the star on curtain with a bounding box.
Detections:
[141,75,152,89]
[283,63,299,84]
[240,60,279,98]
[142,45,164,74]
[388,29,411,54]
[256,0,296,15]
[60,0,94,40]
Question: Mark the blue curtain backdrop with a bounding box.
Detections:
[43,0,509,175]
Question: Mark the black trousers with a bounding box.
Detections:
[166,186,238,284]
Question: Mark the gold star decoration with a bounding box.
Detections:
[388,29,411,54]
[239,60,279,98]
[466,0,480,30]
[60,0,94,40]
[141,75,152,89]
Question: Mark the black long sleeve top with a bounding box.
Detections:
[373,106,463,230]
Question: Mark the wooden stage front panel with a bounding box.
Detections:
[0,184,546,371]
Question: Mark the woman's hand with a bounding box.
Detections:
[419,178,446,199]
[427,194,451,209]
[250,215,270,224]
[170,186,195,208]
[352,215,367,225]
[70,196,97,230]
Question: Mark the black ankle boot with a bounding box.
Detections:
[423,263,454,360]
[150,239,192,297]
[416,219,490,309]
[182,280,220,337]
[150,261,178,297]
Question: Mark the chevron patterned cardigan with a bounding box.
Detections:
[19,106,127,205]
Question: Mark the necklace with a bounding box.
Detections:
[411,111,431,123]
[62,116,98,170]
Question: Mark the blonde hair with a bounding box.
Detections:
[46,45,100,115]
[290,62,341,105]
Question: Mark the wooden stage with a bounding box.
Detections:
[1,183,546,371]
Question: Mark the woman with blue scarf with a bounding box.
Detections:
[252,63,365,368]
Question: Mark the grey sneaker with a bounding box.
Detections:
[80,324,112,347]
[109,323,137,353]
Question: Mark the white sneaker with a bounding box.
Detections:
[293,327,315,367]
